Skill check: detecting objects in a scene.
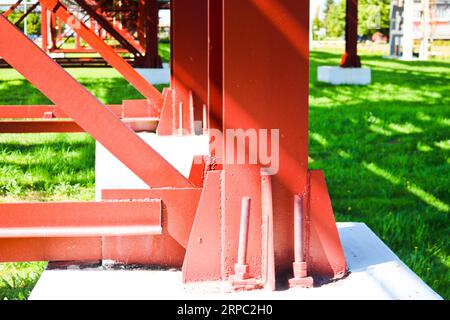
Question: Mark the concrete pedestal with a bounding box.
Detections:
[95,133,209,200]
[318,66,371,85]
[134,63,170,84]
[29,223,442,300]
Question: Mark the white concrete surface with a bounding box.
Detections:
[318,66,372,85]
[29,223,442,300]
[135,63,170,84]
[95,133,209,200]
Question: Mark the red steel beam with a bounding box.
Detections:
[0,102,155,119]
[39,0,162,106]
[220,0,315,279]
[0,117,159,133]
[0,201,162,262]
[0,15,191,188]
[340,0,361,68]
[138,0,162,68]
[0,201,162,238]
[2,0,23,17]
[0,104,120,118]
[41,6,48,51]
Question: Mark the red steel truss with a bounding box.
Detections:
[0,0,347,290]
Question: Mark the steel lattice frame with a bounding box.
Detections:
[0,0,348,290]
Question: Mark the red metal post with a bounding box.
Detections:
[41,6,48,52]
[0,201,162,262]
[207,0,223,133]
[234,197,252,280]
[294,195,304,264]
[340,0,362,68]
[137,0,162,68]
[288,195,314,288]
[170,0,208,135]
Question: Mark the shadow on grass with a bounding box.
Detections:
[308,52,449,298]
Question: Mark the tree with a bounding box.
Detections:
[358,0,391,37]
[6,11,41,36]
[324,0,346,38]
[323,0,391,39]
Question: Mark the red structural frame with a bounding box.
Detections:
[0,0,347,290]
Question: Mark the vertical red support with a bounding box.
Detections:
[222,0,310,280]
[340,0,361,68]
[41,7,48,52]
[207,0,223,133]
[171,0,208,135]
[50,12,57,50]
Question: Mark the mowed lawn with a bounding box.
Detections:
[0,49,449,299]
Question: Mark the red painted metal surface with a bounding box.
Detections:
[0,119,83,133]
[307,170,347,278]
[0,15,191,188]
[182,171,222,282]
[101,188,202,248]
[0,118,159,133]
[0,201,162,262]
[222,0,308,280]
[137,0,162,68]
[101,188,202,266]
[207,0,223,133]
[170,0,208,135]
[0,201,162,238]
[0,0,347,290]
[340,0,362,68]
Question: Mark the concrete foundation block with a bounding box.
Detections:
[318,66,372,85]
[95,133,209,200]
[134,63,170,84]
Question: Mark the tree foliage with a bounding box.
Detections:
[6,11,41,36]
[323,0,391,39]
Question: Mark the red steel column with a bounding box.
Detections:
[340,0,361,68]
[222,0,310,279]
[171,0,208,135]
[41,6,48,52]
[207,0,223,133]
[140,0,162,68]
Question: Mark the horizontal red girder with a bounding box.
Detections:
[0,103,154,119]
[0,117,159,133]
[101,188,202,248]
[0,201,162,238]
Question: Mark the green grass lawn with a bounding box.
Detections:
[0,49,448,299]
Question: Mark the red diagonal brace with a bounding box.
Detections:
[2,0,23,17]
[39,0,162,106]
[0,15,191,188]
